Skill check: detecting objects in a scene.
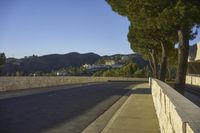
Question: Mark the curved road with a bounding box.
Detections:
[0,82,138,133]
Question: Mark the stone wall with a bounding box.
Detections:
[150,78,200,133]
[186,75,200,86]
[0,76,146,92]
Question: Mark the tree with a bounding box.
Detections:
[128,25,160,78]
[105,0,174,81]
[93,62,146,77]
[106,0,200,89]
[0,53,6,66]
[0,53,6,74]
[166,46,178,80]
[168,1,200,89]
[106,0,178,81]
[127,21,178,80]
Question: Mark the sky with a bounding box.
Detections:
[0,0,200,58]
[0,0,132,58]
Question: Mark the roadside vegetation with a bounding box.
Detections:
[93,62,147,78]
[0,53,6,75]
[0,53,149,77]
[106,0,200,90]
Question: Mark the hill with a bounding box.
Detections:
[97,53,148,68]
[1,52,101,75]
[1,52,148,76]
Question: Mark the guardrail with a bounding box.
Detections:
[0,76,147,92]
[150,78,200,133]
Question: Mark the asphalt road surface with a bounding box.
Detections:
[0,82,137,133]
[184,84,200,107]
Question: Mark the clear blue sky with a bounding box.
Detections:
[0,0,132,58]
[0,0,200,58]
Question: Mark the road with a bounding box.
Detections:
[167,82,200,107]
[184,84,200,107]
[0,81,138,133]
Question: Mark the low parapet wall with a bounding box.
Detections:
[150,78,200,133]
[0,76,146,92]
[186,75,200,86]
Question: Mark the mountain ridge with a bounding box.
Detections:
[2,52,101,75]
[1,52,147,76]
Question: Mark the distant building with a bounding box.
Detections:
[82,64,91,69]
[82,64,97,69]
[105,60,115,66]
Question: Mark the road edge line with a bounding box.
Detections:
[100,85,138,133]
[82,84,135,133]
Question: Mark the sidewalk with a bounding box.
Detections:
[102,83,160,133]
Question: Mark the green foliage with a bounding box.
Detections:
[0,53,6,66]
[0,53,6,75]
[106,0,178,80]
[49,66,88,76]
[134,69,146,77]
[15,71,24,76]
[93,71,104,76]
[106,0,200,81]
[95,59,105,65]
[107,0,200,30]
[106,0,200,51]
[93,62,147,78]
[106,0,129,16]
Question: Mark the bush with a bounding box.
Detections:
[93,62,147,78]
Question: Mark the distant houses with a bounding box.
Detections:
[82,59,123,70]
[105,60,115,66]
[49,56,129,76]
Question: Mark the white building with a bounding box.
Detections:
[82,64,100,70]
[105,60,115,66]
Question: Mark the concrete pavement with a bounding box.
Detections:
[101,83,160,133]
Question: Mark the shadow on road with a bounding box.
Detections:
[0,82,141,133]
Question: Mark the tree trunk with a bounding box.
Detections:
[148,57,154,76]
[175,28,189,94]
[150,49,158,78]
[167,66,171,80]
[159,42,168,81]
